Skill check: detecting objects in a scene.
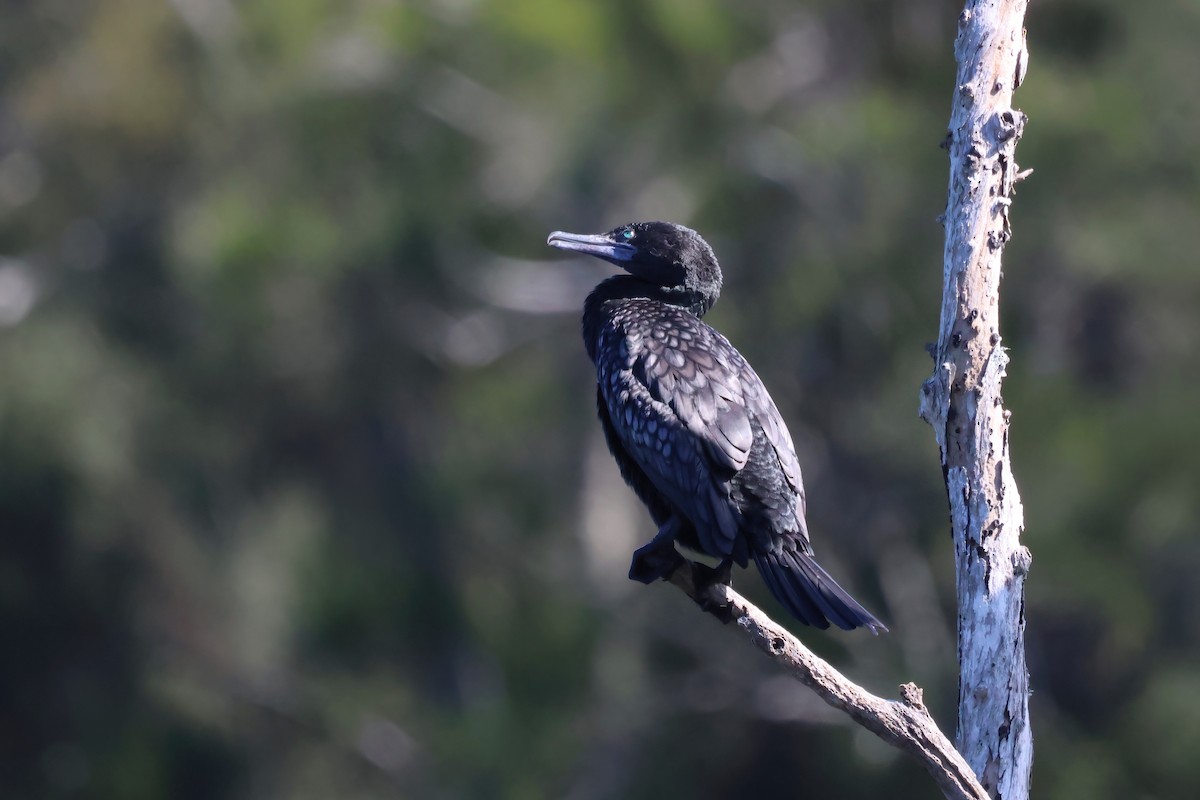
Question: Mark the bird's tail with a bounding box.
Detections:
[753,548,887,634]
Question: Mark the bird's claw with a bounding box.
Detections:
[689,559,733,590]
[630,544,737,624]
[688,559,736,624]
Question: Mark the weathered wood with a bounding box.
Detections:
[666,570,989,800]
[919,2,1033,798]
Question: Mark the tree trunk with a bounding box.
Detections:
[919,2,1034,798]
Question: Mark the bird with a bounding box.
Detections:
[547,221,886,633]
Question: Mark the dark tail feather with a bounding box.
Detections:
[753,549,888,634]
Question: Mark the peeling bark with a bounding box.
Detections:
[919,2,1033,798]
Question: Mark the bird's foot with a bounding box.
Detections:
[699,557,733,587]
[628,540,686,584]
[688,559,736,624]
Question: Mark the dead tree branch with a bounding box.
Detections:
[666,569,989,800]
[920,2,1034,798]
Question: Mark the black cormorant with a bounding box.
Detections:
[548,221,886,633]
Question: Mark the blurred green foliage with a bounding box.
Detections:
[2,0,1199,798]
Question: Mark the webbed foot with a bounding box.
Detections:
[629,539,686,584]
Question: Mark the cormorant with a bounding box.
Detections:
[548,221,886,633]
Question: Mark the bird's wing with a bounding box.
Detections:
[598,302,807,557]
[736,356,807,519]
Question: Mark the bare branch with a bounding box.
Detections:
[665,569,989,800]
[920,2,1033,798]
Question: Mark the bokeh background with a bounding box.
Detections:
[2,0,1198,798]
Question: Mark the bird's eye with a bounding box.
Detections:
[622,229,635,240]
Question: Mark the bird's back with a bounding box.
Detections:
[586,290,810,565]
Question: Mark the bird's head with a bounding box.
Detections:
[547,221,722,315]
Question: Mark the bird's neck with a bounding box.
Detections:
[582,275,717,359]
[586,274,717,316]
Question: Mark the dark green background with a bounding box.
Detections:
[2,1,1197,797]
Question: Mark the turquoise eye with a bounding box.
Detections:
[622,229,635,240]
